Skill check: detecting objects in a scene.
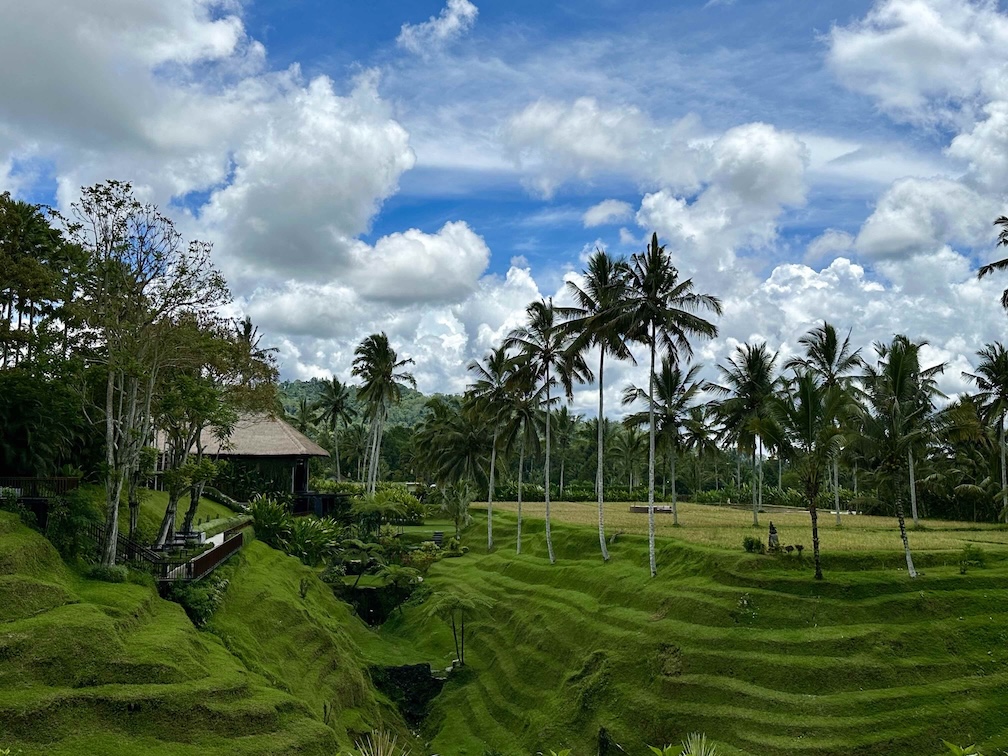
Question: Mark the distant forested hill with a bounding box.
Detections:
[278,377,458,428]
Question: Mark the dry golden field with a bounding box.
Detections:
[480,499,1008,552]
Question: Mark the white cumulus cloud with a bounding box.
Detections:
[397,0,479,56]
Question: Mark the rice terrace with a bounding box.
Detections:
[6,1,1008,755]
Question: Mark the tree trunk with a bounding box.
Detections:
[488,427,497,551]
[834,457,842,526]
[597,353,609,561]
[908,449,919,526]
[810,502,823,580]
[451,615,461,665]
[460,613,466,666]
[517,438,524,555]
[182,480,205,534]
[560,458,565,499]
[895,492,918,578]
[751,449,758,527]
[647,328,657,578]
[544,365,555,565]
[853,460,858,497]
[757,437,764,515]
[127,469,140,540]
[155,486,182,549]
[334,431,342,481]
[670,449,678,526]
[102,370,121,566]
[1000,416,1006,519]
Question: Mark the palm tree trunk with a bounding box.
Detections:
[544,366,555,565]
[834,458,842,525]
[560,458,565,499]
[751,449,758,527]
[853,460,858,497]
[488,428,497,552]
[334,430,342,481]
[908,449,919,526]
[757,437,764,515]
[517,438,524,555]
[596,354,610,560]
[895,491,917,578]
[450,614,461,664]
[647,328,657,578]
[810,501,823,580]
[1000,416,1006,519]
[670,449,678,526]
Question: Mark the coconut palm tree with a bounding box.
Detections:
[563,249,635,560]
[683,404,721,491]
[504,299,591,564]
[773,370,848,579]
[622,358,703,525]
[291,396,313,434]
[626,233,721,576]
[552,406,580,499]
[352,333,416,494]
[710,342,780,528]
[962,342,1008,519]
[859,335,944,577]
[500,365,544,555]
[610,424,645,493]
[466,345,516,551]
[978,216,1008,311]
[313,376,356,481]
[785,322,863,524]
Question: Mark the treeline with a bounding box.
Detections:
[0,183,277,565]
[293,236,1008,580]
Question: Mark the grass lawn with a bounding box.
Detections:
[482,499,1008,553]
[363,508,1008,755]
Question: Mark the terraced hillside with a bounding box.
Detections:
[373,511,1008,755]
[0,511,406,755]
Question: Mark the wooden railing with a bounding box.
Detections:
[83,523,244,583]
[0,477,80,498]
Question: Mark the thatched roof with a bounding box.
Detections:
[209,413,329,458]
[159,413,329,458]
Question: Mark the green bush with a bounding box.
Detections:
[44,487,103,560]
[403,541,442,572]
[377,486,425,525]
[742,536,765,554]
[286,516,343,566]
[959,544,986,574]
[85,564,129,583]
[247,495,292,549]
[165,573,230,627]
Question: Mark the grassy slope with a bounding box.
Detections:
[208,540,411,741]
[0,511,404,755]
[367,510,1008,756]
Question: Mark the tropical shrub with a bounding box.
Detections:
[742,536,765,554]
[85,564,129,583]
[44,486,103,560]
[402,541,441,572]
[351,730,410,756]
[960,544,986,574]
[247,496,292,549]
[165,573,230,627]
[286,516,342,566]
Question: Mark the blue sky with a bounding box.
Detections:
[2,0,1007,412]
